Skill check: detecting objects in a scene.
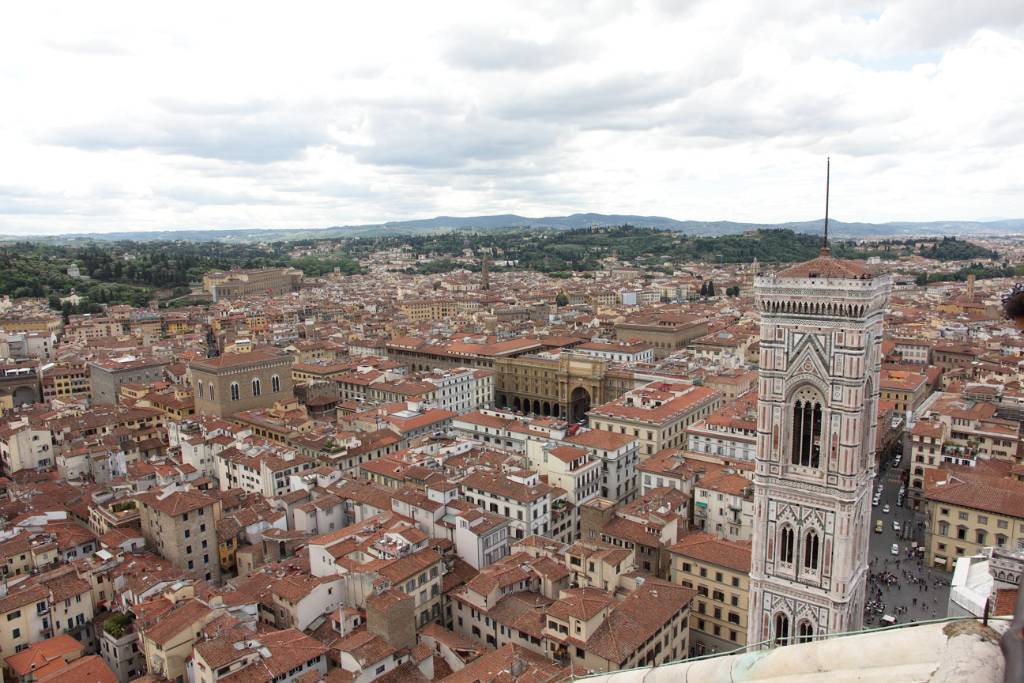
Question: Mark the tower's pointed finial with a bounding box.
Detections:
[821,157,831,256]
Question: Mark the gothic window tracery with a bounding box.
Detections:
[803,530,820,571]
[790,387,823,467]
[779,526,794,564]
[774,613,790,646]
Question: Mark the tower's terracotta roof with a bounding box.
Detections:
[777,250,873,279]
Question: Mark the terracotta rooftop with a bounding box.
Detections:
[3,634,83,677]
[585,578,695,665]
[776,251,875,280]
[143,599,216,647]
[565,429,635,451]
[442,643,569,683]
[220,629,328,683]
[190,348,290,371]
[136,488,216,517]
[36,655,116,683]
[923,466,1024,518]
[547,587,614,622]
[670,531,753,573]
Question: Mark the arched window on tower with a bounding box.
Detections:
[196,381,204,399]
[797,620,814,643]
[861,378,875,470]
[271,374,281,392]
[252,378,261,397]
[209,384,215,401]
[803,530,820,570]
[774,613,790,646]
[779,526,794,564]
[230,383,239,401]
[790,388,823,468]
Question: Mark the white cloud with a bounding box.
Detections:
[0,0,1022,234]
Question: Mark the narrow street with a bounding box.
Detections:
[864,451,950,626]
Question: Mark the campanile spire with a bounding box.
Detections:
[822,157,831,255]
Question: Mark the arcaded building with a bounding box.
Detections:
[493,353,635,423]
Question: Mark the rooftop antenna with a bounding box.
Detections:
[822,157,831,255]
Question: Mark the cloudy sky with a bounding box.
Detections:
[2,1,1023,235]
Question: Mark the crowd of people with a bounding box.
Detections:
[864,555,951,624]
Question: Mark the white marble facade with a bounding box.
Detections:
[747,255,892,648]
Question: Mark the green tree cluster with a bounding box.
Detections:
[0,228,1002,306]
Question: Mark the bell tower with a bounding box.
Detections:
[747,164,892,647]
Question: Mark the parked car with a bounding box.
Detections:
[882,504,890,514]
[893,521,901,532]
[891,543,900,555]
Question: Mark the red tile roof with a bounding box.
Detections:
[777,252,873,279]
[565,429,635,450]
[3,634,83,677]
[923,467,1024,518]
[190,348,290,371]
[442,644,568,683]
[36,655,117,683]
[669,531,752,573]
[585,578,694,665]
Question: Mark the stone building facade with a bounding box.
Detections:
[136,487,223,583]
[87,357,168,405]
[189,348,294,417]
[613,316,709,359]
[670,532,753,656]
[747,250,891,648]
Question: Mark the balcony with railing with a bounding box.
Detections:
[941,442,979,466]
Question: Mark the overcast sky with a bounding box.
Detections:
[2,1,1023,235]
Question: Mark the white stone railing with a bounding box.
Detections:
[578,616,1007,682]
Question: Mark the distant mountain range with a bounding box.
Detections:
[10,213,1024,243]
